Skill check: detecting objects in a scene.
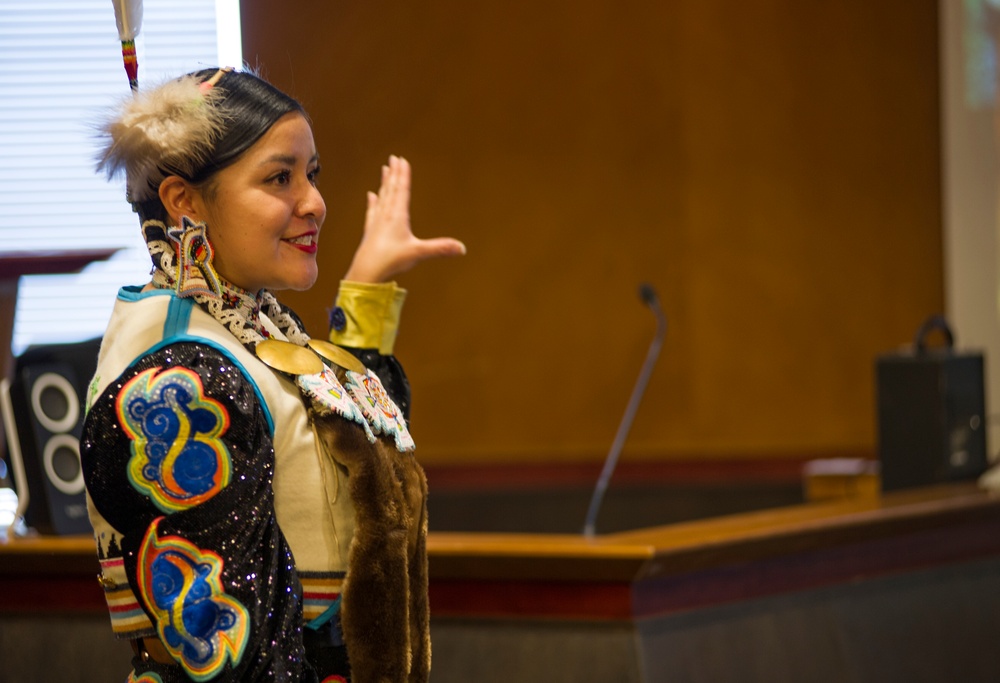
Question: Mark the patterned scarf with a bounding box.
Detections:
[142,219,311,351]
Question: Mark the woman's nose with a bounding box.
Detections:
[298,182,326,221]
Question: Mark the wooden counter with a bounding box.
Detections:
[3,482,999,615]
[4,483,1000,681]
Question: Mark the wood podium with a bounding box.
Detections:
[3,482,1000,681]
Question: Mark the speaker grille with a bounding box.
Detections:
[30,372,79,434]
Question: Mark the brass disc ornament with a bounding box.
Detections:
[256,339,325,375]
[307,339,367,374]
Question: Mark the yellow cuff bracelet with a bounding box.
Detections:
[327,281,407,355]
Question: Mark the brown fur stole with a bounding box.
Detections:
[313,409,430,683]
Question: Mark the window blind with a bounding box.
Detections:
[0,0,241,354]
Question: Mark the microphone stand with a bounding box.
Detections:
[583,284,667,537]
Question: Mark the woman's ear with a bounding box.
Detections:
[158,176,203,225]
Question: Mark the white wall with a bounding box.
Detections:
[941,0,1000,458]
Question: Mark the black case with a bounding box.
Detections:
[875,317,987,492]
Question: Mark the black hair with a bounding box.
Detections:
[136,68,306,223]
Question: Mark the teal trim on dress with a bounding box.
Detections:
[163,297,194,339]
[305,595,342,631]
[121,290,276,436]
[117,285,172,302]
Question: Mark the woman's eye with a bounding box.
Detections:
[308,166,321,185]
[270,170,291,185]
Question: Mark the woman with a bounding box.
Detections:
[81,67,464,682]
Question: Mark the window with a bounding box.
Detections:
[0,0,242,354]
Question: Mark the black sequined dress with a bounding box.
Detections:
[82,283,412,683]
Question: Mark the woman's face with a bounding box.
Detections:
[195,112,326,293]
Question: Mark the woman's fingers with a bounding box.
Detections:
[413,236,467,261]
[366,156,411,234]
[378,156,405,201]
[348,156,465,282]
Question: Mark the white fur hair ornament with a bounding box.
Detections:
[97,69,231,202]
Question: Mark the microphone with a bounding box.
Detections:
[583,283,667,537]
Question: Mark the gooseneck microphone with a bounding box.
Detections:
[583,283,667,537]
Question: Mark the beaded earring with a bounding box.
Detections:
[166,216,222,298]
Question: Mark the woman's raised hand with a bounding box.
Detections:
[344,155,466,283]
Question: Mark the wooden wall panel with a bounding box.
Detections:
[240,0,943,466]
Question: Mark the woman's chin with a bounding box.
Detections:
[278,274,319,292]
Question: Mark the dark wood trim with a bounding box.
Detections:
[628,513,1000,619]
[430,579,635,620]
[423,453,872,491]
[0,249,118,280]
[0,573,105,614]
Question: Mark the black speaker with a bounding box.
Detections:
[875,317,988,492]
[1,338,101,535]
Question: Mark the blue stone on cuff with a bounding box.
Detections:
[329,305,347,331]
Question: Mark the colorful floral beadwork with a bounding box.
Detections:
[128,672,164,683]
[344,369,415,452]
[137,518,249,681]
[297,367,375,441]
[117,366,232,512]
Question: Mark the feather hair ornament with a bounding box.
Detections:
[97,74,228,202]
[111,0,143,92]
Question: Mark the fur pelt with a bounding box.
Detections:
[97,75,226,201]
[313,407,430,683]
